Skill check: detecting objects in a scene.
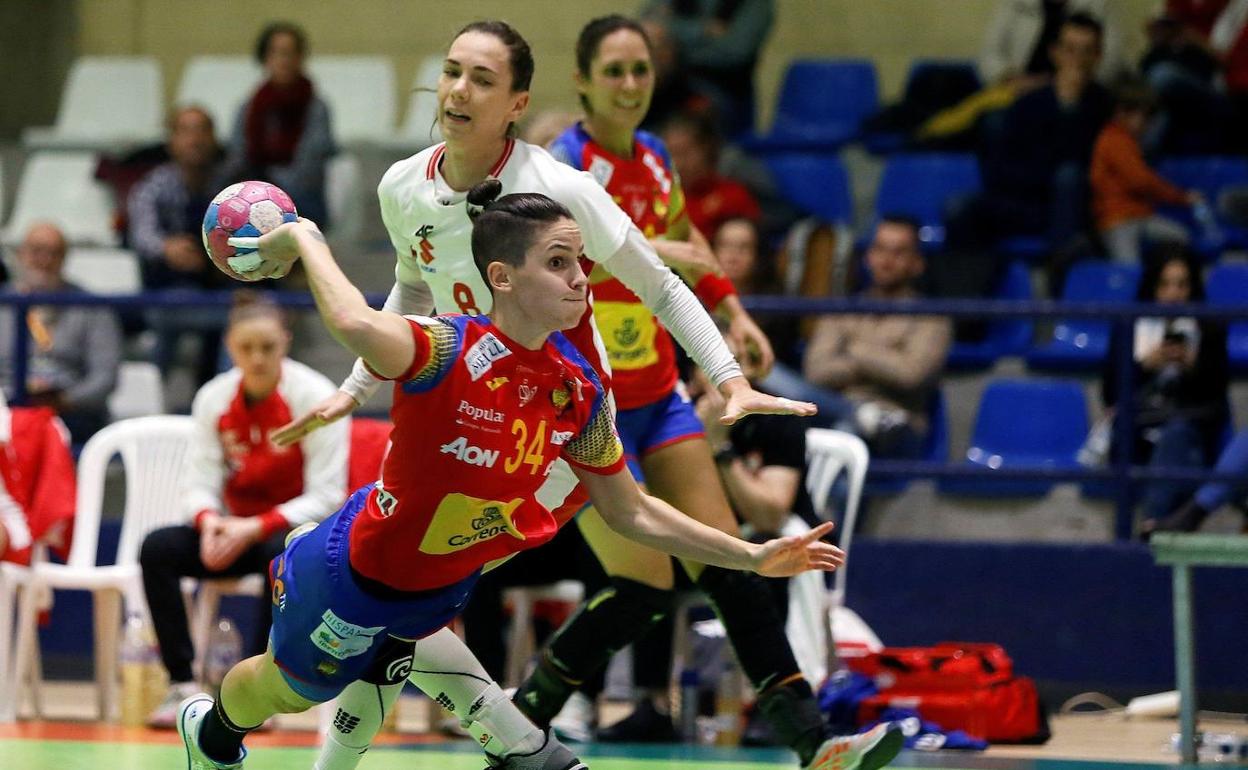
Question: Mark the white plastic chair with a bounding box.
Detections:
[0,545,50,723]
[307,56,397,145]
[502,581,584,688]
[386,54,444,151]
[23,57,164,150]
[175,55,264,136]
[325,153,363,240]
[803,428,882,656]
[107,362,166,421]
[2,152,120,247]
[11,415,196,721]
[63,247,142,295]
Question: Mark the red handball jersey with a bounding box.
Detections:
[347,315,626,592]
[550,124,687,410]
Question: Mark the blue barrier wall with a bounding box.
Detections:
[847,538,1248,695]
[40,524,1248,698]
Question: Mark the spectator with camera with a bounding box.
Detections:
[1098,247,1228,536]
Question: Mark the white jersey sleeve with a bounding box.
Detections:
[181,372,238,521]
[340,276,435,404]
[530,144,742,387]
[274,360,350,528]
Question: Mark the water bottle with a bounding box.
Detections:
[678,668,700,742]
[712,654,743,747]
[120,612,149,727]
[1192,198,1223,244]
[204,618,243,696]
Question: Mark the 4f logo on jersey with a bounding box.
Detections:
[412,224,436,271]
[440,436,500,468]
[465,333,512,380]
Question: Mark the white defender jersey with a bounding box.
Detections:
[378,138,632,318]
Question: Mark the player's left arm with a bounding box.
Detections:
[232,221,415,378]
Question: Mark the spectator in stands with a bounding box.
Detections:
[641,0,774,137]
[979,0,1124,86]
[800,216,951,458]
[1211,0,1248,152]
[1149,429,1248,535]
[129,105,231,387]
[661,112,760,238]
[223,21,334,225]
[637,19,715,133]
[1140,1,1231,154]
[946,12,1113,296]
[138,292,348,728]
[1101,246,1228,535]
[1091,81,1198,263]
[0,223,121,441]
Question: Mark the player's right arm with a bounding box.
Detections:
[231,220,417,379]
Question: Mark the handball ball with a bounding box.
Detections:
[202,181,298,279]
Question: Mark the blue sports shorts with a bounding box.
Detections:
[268,485,479,702]
[614,386,705,482]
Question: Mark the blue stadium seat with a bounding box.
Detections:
[1204,262,1248,371]
[861,59,982,155]
[874,153,981,249]
[939,379,1088,496]
[867,388,948,494]
[947,260,1034,369]
[1157,156,1248,259]
[764,153,853,224]
[1026,261,1141,371]
[746,59,878,152]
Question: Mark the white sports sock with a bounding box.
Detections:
[406,628,544,756]
[313,681,403,770]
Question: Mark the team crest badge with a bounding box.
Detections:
[551,386,570,414]
[588,156,615,187]
[317,660,339,677]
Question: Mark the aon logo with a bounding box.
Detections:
[440,437,500,468]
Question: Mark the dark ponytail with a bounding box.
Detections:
[469,183,573,288]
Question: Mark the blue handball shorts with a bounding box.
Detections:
[614,385,706,482]
[268,485,479,702]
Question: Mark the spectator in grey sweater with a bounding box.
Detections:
[0,223,121,440]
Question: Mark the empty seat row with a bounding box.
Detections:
[24,54,444,152]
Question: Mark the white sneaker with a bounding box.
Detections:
[548,692,595,743]
[177,693,247,769]
[484,728,587,769]
[804,723,903,770]
[147,681,201,729]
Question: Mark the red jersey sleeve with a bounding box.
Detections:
[363,317,455,383]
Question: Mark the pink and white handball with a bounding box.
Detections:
[201,181,298,280]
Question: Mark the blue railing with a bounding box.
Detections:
[6,289,1248,541]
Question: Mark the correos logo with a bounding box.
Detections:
[420,493,526,554]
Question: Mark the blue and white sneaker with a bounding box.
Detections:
[805,723,904,770]
[177,693,247,770]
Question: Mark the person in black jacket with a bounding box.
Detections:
[1102,245,1228,532]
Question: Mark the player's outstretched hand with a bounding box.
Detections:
[718,379,816,426]
[271,391,360,447]
[753,521,843,578]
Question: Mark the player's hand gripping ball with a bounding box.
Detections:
[202,181,298,280]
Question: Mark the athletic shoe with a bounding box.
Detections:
[549,691,596,743]
[177,693,247,769]
[804,723,903,770]
[596,699,678,744]
[147,680,201,729]
[483,728,587,769]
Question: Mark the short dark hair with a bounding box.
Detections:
[468,181,575,289]
[255,22,307,64]
[877,213,922,251]
[575,16,653,114]
[228,289,288,330]
[453,20,534,92]
[1062,11,1104,46]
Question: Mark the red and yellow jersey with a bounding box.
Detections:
[550,124,687,409]
[347,314,626,592]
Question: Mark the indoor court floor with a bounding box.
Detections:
[0,684,1231,769]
